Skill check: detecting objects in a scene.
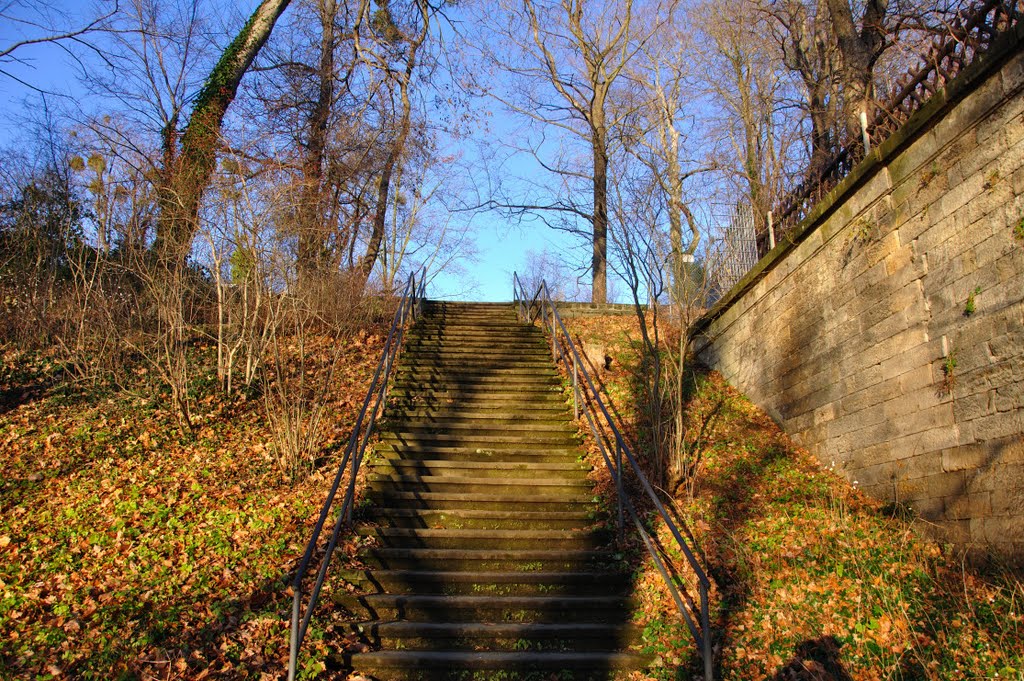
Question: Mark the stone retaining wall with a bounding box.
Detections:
[694,29,1024,560]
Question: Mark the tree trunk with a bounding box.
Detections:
[359,73,415,288]
[591,125,608,305]
[297,0,337,281]
[154,0,292,265]
[825,0,887,142]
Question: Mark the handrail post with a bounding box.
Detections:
[702,581,713,681]
[572,351,579,420]
[550,307,556,361]
[615,436,624,544]
[288,594,300,680]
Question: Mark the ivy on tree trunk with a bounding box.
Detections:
[154,0,292,265]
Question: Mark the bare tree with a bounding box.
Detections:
[472,0,678,303]
[0,2,118,89]
[763,0,844,176]
[620,19,718,301]
[353,0,436,289]
[824,0,891,139]
[694,0,796,250]
[609,169,724,495]
[152,0,293,265]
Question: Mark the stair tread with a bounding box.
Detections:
[359,528,605,539]
[355,594,628,606]
[378,459,585,469]
[359,548,616,558]
[369,491,594,500]
[349,650,649,666]
[356,621,634,635]
[369,475,591,486]
[349,570,621,583]
[335,301,645,678]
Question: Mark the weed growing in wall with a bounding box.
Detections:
[919,160,941,188]
[1014,215,1024,244]
[964,286,981,316]
[941,349,958,394]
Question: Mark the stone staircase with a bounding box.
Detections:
[338,301,644,680]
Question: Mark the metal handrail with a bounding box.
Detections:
[287,269,426,680]
[513,273,714,681]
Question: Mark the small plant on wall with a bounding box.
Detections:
[963,286,981,316]
[919,160,941,189]
[941,349,958,395]
[1014,215,1024,244]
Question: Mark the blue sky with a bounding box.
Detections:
[0,1,611,303]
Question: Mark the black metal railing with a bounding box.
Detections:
[287,269,426,680]
[513,274,714,681]
[771,0,1020,241]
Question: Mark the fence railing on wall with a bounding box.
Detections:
[770,0,1020,243]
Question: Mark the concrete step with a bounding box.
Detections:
[347,620,640,652]
[395,363,558,377]
[357,527,611,551]
[336,593,631,624]
[383,406,570,421]
[367,474,592,496]
[345,650,650,680]
[336,569,626,596]
[373,445,581,464]
[418,304,517,314]
[390,375,561,390]
[366,508,597,530]
[382,420,577,436]
[357,548,620,571]
[378,432,580,449]
[366,491,595,513]
[372,460,588,480]
[385,390,568,408]
[388,380,563,393]
[399,348,552,362]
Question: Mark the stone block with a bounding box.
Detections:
[1001,49,1024,96]
[878,338,944,379]
[849,459,895,489]
[899,364,934,393]
[910,495,945,519]
[890,401,955,438]
[923,470,967,499]
[936,172,986,224]
[940,71,1006,142]
[882,387,944,420]
[969,410,1024,442]
[937,519,973,543]
[888,131,941,186]
[942,442,994,472]
[889,426,961,460]
[990,467,1024,514]
[981,516,1024,544]
[945,491,992,521]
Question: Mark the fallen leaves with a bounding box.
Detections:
[570,317,1024,681]
[0,331,387,677]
